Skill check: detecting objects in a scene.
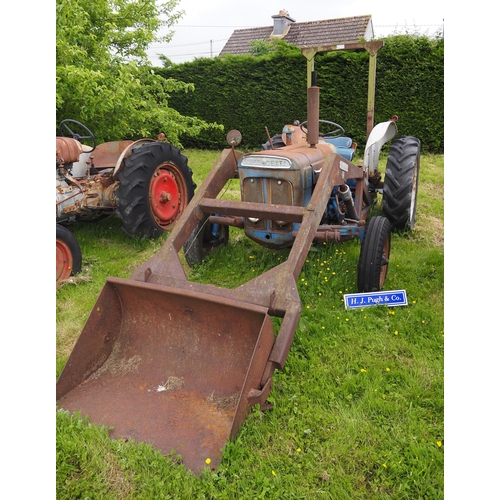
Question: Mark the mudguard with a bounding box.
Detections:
[363,120,398,177]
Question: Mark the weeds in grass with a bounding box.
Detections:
[56,150,443,499]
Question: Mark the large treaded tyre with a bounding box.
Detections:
[183,215,229,267]
[357,216,391,292]
[115,142,196,239]
[382,136,421,232]
[56,224,82,283]
[262,134,286,150]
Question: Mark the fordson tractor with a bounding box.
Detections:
[56,119,196,285]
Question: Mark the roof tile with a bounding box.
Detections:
[220,15,372,55]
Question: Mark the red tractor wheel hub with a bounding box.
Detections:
[149,165,183,229]
[56,239,73,282]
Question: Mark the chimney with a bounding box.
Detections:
[271,10,295,37]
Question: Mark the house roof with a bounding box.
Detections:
[219,14,374,56]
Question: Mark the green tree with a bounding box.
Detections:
[56,0,221,145]
[247,38,301,57]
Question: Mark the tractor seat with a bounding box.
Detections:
[323,136,357,161]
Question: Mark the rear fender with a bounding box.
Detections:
[363,120,398,177]
[111,139,155,177]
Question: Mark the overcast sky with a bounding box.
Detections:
[147,0,445,65]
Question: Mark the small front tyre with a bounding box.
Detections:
[357,216,391,292]
[262,134,286,150]
[56,224,82,284]
[183,215,229,267]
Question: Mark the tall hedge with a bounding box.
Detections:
[159,34,443,153]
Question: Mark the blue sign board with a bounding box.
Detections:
[344,290,408,310]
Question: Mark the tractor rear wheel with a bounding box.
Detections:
[262,134,286,150]
[115,142,196,239]
[357,216,391,292]
[56,224,82,283]
[183,215,229,267]
[382,136,421,232]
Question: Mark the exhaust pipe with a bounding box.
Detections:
[307,72,319,147]
[339,184,359,220]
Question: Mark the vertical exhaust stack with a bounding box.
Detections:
[307,71,320,147]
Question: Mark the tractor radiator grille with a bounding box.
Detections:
[242,177,293,231]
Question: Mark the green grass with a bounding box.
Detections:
[56,149,444,499]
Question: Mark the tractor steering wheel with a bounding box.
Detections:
[58,119,97,152]
[299,119,345,138]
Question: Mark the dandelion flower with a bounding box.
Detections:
[360,368,367,373]
[394,330,399,335]
[297,447,301,452]
[437,441,442,447]
[272,470,276,476]
[205,458,211,464]
[386,367,390,371]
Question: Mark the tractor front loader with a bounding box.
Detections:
[56,44,420,473]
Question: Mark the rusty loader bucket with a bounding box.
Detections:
[56,278,275,473]
[57,87,364,472]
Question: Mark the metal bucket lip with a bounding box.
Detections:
[106,275,271,316]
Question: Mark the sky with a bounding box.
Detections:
[147,0,445,65]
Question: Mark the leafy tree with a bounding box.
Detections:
[56,0,222,145]
[248,38,301,57]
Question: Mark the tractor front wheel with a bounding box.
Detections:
[262,134,285,150]
[183,216,229,267]
[115,142,196,239]
[382,136,421,232]
[357,216,391,292]
[56,224,82,284]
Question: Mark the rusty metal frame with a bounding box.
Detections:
[57,82,376,473]
[302,41,384,137]
[130,147,347,392]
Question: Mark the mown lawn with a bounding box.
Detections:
[56,149,444,499]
